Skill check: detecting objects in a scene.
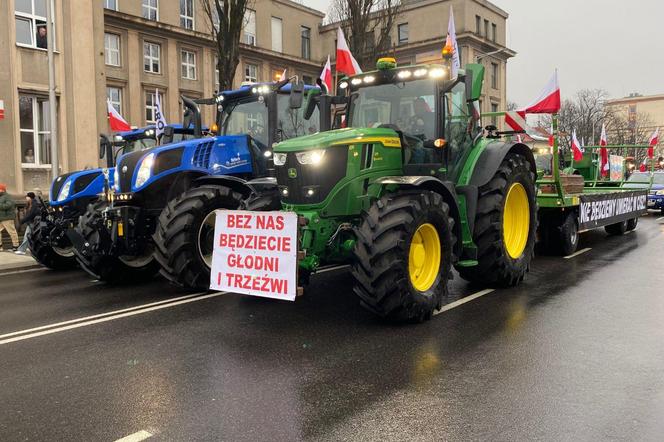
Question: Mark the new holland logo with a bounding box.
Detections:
[288,168,297,178]
[122,165,128,173]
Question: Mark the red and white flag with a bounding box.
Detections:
[639,157,648,172]
[599,123,609,177]
[445,6,461,79]
[319,55,333,94]
[523,71,561,114]
[571,130,584,162]
[279,68,287,81]
[107,100,131,132]
[648,127,659,158]
[336,27,362,76]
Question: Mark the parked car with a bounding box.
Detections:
[624,171,664,213]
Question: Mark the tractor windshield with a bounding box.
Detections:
[123,137,157,153]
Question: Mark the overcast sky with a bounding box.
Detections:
[302,0,664,106]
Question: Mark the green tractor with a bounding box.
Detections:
[245,58,538,321]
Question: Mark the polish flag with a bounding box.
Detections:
[571,130,584,161]
[445,5,461,79]
[639,157,648,172]
[599,123,609,177]
[336,28,362,76]
[279,68,287,81]
[523,71,561,114]
[318,55,333,94]
[107,100,131,132]
[648,127,659,158]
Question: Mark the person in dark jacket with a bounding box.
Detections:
[0,183,19,251]
[15,192,40,255]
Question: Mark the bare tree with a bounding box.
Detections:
[328,0,401,70]
[201,0,251,91]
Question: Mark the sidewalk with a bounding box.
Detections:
[0,250,41,273]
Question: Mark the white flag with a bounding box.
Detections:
[446,6,461,79]
[154,89,167,139]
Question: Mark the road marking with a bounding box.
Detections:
[625,230,634,234]
[0,291,227,346]
[316,264,350,274]
[115,430,153,442]
[657,216,664,222]
[433,289,495,316]
[0,267,46,277]
[563,247,592,259]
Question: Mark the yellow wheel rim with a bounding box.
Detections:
[408,223,441,292]
[503,182,530,259]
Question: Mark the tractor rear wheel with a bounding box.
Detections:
[28,216,77,270]
[457,152,537,287]
[153,185,244,290]
[75,202,158,282]
[605,220,627,236]
[352,190,455,322]
[626,217,638,231]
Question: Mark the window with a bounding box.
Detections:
[107,87,122,114]
[475,15,481,35]
[244,63,258,83]
[302,75,313,85]
[492,23,497,42]
[104,0,118,10]
[181,49,196,80]
[397,23,408,44]
[271,17,282,52]
[143,41,160,73]
[484,19,489,39]
[145,90,163,124]
[142,0,158,21]
[301,26,311,60]
[19,95,53,166]
[214,56,220,91]
[364,31,375,53]
[243,9,256,45]
[180,0,194,30]
[104,33,120,66]
[15,0,53,49]
[491,62,498,89]
[491,103,498,125]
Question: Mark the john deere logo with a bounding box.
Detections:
[288,168,297,178]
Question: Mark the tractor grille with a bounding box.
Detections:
[192,140,215,168]
[73,171,101,194]
[275,146,348,205]
[117,150,145,193]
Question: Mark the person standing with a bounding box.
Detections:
[15,192,40,255]
[0,184,19,252]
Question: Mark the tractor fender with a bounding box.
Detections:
[469,141,536,188]
[373,176,463,258]
[193,175,277,199]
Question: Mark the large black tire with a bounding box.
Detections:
[28,216,77,270]
[352,191,456,322]
[153,185,245,290]
[75,202,159,282]
[457,152,537,287]
[626,217,638,231]
[605,220,627,236]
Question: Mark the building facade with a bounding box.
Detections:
[0,0,512,195]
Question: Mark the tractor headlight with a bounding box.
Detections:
[113,168,120,191]
[273,152,287,166]
[295,149,325,166]
[656,189,664,196]
[134,152,155,189]
[57,179,72,202]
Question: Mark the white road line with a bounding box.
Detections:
[0,267,46,277]
[115,430,153,442]
[433,289,495,316]
[656,216,664,222]
[563,247,592,259]
[0,291,227,346]
[316,264,350,274]
[0,292,207,340]
[625,230,634,234]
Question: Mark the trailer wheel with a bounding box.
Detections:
[605,220,627,236]
[352,190,455,322]
[559,211,579,256]
[457,152,537,287]
[626,218,638,231]
[153,185,244,290]
[28,216,77,270]
[76,201,158,282]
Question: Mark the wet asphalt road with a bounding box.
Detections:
[1,214,664,441]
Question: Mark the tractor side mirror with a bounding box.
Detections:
[289,81,305,109]
[99,134,111,159]
[161,125,174,145]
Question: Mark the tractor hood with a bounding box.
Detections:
[273,127,401,152]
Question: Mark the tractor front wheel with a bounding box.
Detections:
[457,152,537,287]
[153,185,244,290]
[28,216,77,270]
[352,191,455,322]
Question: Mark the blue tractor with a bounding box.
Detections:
[73,79,331,287]
[28,125,198,270]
